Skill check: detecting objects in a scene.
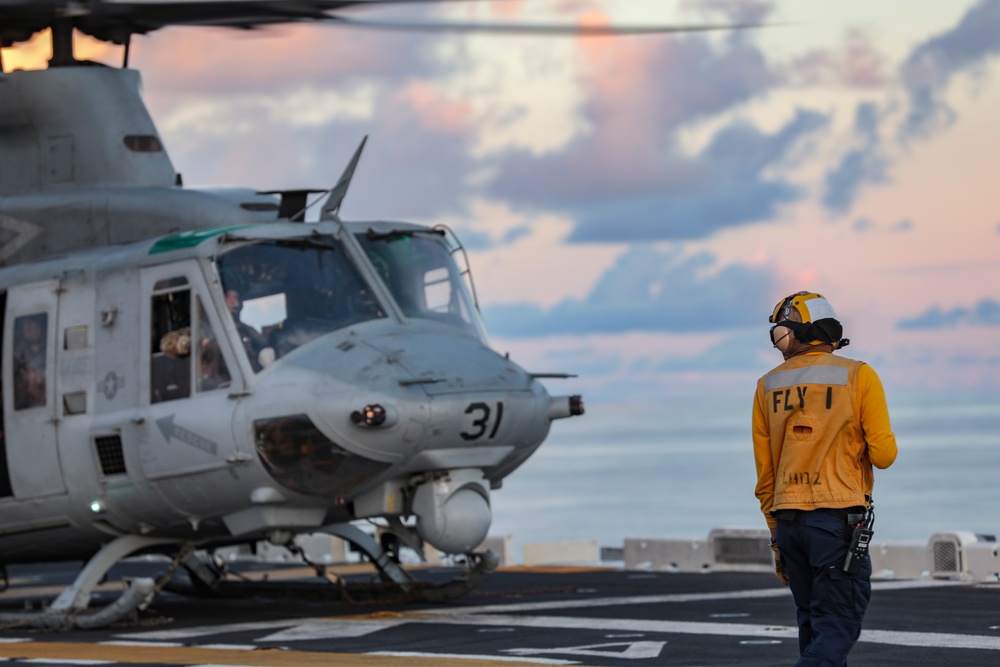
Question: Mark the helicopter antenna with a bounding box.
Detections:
[320,135,368,221]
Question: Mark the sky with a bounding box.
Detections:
[7,0,1000,407]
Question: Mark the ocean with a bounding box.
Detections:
[489,393,1000,558]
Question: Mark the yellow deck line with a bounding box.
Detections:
[0,641,572,667]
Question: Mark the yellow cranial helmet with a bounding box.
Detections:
[768,291,849,349]
[769,291,836,325]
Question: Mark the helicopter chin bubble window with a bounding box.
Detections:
[216,235,386,367]
[252,414,390,498]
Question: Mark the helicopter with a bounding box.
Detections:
[0,0,746,630]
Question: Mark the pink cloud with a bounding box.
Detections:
[788,28,886,88]
[395,81,474,134]
[131,24,409,97]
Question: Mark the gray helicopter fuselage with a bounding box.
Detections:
[0,219,564,565]
[0,66,281,265]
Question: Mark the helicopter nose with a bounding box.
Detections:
[241,322,580,554]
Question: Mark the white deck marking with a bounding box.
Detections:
[372,651,577,664]
[423,579,962,616]
[422,612,800,639]
[116,618,304,640]
[423,612,1000,650]
[99,641,184,648]
[114,579,1000,652]
[860,630,1000,650]
[255,618,406,642]
[504,640,667,659]
[19,660,112,665]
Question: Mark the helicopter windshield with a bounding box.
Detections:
[216,235,385,369]
[356,229,486,340]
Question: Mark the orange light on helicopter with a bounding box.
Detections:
[351,404,387,428]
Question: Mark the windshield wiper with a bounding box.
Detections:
[274,236,339,251]
[218,232,339,251]
[364,228,445,242]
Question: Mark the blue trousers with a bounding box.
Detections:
[775,508,872,667]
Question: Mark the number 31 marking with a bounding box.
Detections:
[461,401,504,441]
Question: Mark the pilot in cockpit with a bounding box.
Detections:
[226,289,267,371]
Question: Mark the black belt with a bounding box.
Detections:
[774,506,864,521]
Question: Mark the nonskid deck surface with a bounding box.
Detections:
[1,563,998,666]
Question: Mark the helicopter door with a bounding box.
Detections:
[138,265,243,482]
[3,280,65,498]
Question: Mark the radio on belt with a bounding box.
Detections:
[842,507,875,574]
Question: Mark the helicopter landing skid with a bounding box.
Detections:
[0,534,188,630]
[177,550,500,606]
[305,522,499,604]
[170,524,499,606]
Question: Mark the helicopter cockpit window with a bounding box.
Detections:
[356,230,485,339]
[216,235,384,367]
[13,313,48,410]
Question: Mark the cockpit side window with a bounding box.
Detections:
[216,236,384,366]
[196,298,231,392]
[150,279,191,404]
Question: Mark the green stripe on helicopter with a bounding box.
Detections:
[149,226,252,254]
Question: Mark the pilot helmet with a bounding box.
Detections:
[768,291,849,350]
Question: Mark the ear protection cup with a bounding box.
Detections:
[771,325,794,352]
[768,291,848,349]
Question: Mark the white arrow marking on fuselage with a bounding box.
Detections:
[155,414,218,455]
[0,214,42,262]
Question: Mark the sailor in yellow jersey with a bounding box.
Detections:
[752,291,897,667]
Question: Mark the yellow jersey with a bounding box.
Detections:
[752,351,898,530]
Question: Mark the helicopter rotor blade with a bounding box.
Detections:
[326,15,763,36]
[0,1,765,48]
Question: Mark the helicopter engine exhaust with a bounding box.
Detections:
[549,394,585,420]
[411,469,491,554]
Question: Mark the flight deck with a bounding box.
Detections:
[1,562,998,667]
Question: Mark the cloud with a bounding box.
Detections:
[482,247,774,337]
[899,0,1000,140]
[653,334,772,373]
[852,217,874,232]
[819,3,1000,215]
[822,102,889,213]
[787,28,887,89]
[850,216,914,234]
[577,109,826,242]
[682,0,776,24]
[473,16,829,243]
[136,24,428,98]
[493,106,826,243]
[897,298,1000,329]
[122,1,1000,248]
